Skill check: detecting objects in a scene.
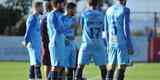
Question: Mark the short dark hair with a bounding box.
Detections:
[67,2,76,9]
[44,1,53,11]
[51,0,65,7]
[88,0,98,9]
[32,1,43,8]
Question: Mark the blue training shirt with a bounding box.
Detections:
[105,4,132,48]
[24,14,41,48]
[61,15,78,40]
[80,9,105,43]
[47,10,65,47]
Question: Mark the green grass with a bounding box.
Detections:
[0,61,160,80]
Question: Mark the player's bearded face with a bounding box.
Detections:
[33,5,43,15]
[119,0,127,5]
[57,2,65,12]
[68,8,76,16]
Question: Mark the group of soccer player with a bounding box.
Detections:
[23,0,134,80]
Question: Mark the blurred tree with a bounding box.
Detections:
[0,0,32,35]
[104,0,113,6]
[4,0,32,15]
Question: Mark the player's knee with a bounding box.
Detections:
[51,66,62,72]
[77,64,85,69]
[117,65,127,70]
[107,64,116,71]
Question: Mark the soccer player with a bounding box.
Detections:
[75,0,107,80]
[40,1,52,80]
[47,0,66,79]
[60,2,78,80]
[105,0,134,80]
[23,1,43,80]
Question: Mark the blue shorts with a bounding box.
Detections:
[27,47,41,65]
[65,41,77,68]
[49,36,66,67]
[108,46,129,65]
[78,40,107,65]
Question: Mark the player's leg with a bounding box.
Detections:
[48,45,66,80]
[93,41,107,80]
[99,65,107,80]
[28,48,37,80]
[34,48,42,79]
[106,64,116,80]
[115,65,127,80]
[48,67,63,80]
[75,65,85,80]
[66,42,77,80]
[43,65,51,80]
[106,47,117,80]
[29,65,35,80]
[42,47,51,80]
[66,67,75,80]
[115,48,129,80]
[94,52,107,80]
[48,47,59,80]
[75,44,90,80]
[35,65,42,79]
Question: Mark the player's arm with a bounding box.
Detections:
[104,14,109,47]
[124,8,134,55]
[79,15,85,35]
[47,13,55,39]
[23,16,35,47]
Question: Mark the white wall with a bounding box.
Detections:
[127,0,160,12]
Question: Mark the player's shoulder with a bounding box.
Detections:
[106,5,116,15]
[81,9,91,17]
[124,6,130,13]
[83,9,103,17]
[27,14,37,22]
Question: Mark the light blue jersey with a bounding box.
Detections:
[81,9,104,43]
[61,15,77,40]
[78,9,107,65]
[47,10,66,67]
[61,15,78,68]
[24,14,41,65]
[105,4,132,64]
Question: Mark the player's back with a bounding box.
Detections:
[106,4,128,48]
[81,9,105,44]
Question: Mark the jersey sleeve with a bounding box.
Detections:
[104,14,109,46]
[47,13,55,39]
[80,14,85,29]
[24,15,35,43]
[124,8,133,49]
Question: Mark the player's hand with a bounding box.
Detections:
[128,47,134,55]
[22,41,32,48]
[22,41,27,47]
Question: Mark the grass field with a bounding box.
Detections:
[0,61,160,80]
